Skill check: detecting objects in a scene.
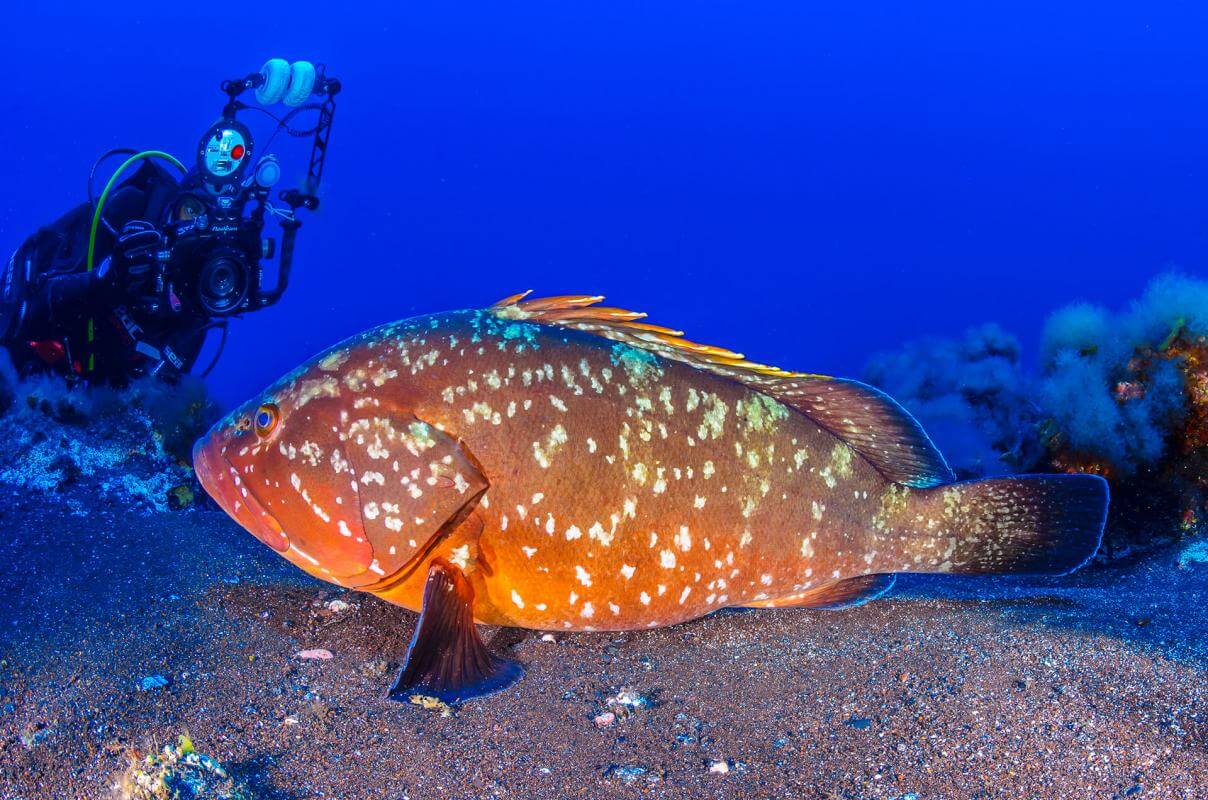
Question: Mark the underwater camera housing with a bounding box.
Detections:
[0,59,340,385]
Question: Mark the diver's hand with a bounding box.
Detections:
[107,221,162,290]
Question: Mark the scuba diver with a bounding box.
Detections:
[0,59,340,386]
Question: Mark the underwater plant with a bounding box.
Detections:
[1040,273,1207,555]
[1036,274,1206,474]
[0,354,220,513]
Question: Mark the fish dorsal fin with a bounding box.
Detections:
[492,291,810,379]
[491,292,955,489]
[760,376,955,488]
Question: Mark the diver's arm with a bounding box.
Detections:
[32,217,161,325]
[39,268,111,321]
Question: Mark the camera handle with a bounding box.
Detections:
[256,213,299,308]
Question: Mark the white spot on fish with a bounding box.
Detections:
[575,565,592,587]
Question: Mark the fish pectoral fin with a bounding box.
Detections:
[388,557,523,706]
[743,574,896,610]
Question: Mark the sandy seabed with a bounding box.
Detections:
[0,491,1204,800]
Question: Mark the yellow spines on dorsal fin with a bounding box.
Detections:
[489,291,820,385]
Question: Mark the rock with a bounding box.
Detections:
[19,724,52,749]
[602,687,651,719]
[708,760,731,774]
[296,648,333,660]
[593,712,616,728]
[122,734,251,800]
[604,764,655,785]
[325,599,351,613]
[138,675,170,691]
[360,659,390,677]
[1177,540,1208,567]
[845,716,873,730]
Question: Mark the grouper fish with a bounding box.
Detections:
[193,292,1108,704]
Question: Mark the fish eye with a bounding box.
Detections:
[254,403,280,437]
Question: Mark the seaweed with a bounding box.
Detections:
[1039,277,1198,474]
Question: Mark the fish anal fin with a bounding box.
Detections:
[744,574,896,611]
[763,377,955,488]
[388,558,523,706]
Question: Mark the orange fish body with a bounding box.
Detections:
[195,294,1107,702]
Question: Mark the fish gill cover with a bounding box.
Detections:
[864,271,1208,557]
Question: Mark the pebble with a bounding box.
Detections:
[325,600,351,613]
[845,717,873,730]
[594,711,616,728]
[603,687,650,717]
[708,760,731,774]
[297,648,334,660]
[540,634,557,643]
[138,675,169,691]
[605,765,651,785]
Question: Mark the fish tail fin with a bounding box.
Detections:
[890,474,1108,576]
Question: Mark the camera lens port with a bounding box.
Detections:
[197,250,249,315]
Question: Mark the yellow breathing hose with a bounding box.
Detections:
[84,150,186,374]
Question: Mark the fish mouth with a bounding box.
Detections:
[193,436,290,552]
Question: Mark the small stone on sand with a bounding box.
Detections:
[137,675,169,691]
[296,648,333,660]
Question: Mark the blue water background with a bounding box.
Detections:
[2,2,1207,407]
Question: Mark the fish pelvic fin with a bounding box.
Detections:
[388,558,523,707]
[883,474,1108,576]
